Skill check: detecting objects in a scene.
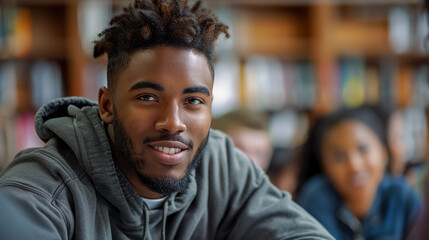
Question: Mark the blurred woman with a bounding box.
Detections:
[297,107,422,240]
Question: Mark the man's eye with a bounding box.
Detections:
[138,95,157,102]
[186,98,203,105]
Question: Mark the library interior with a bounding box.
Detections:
[0,0,428,238]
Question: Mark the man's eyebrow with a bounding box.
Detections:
[183,86,210,96]
[129,82,164,92]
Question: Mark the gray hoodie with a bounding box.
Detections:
[0,97,333,240]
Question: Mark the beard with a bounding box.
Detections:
[113,116,208,196]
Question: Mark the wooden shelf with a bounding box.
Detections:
[0,0,427,164]
[3,0,423,6]
[207,0,422,6]
[331,19,390,55]
[233,7,311,58]
[0,0,427,106]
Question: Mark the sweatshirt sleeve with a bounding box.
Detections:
[211,131,334,240]
[0,149,73,240]
[0,186,69,240]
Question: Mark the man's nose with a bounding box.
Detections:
[155,102,186,134]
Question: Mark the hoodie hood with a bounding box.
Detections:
[35,97,142,223]
[35,97,98,143]
[34,97,197,225]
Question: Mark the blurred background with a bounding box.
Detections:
[0,0,428,193]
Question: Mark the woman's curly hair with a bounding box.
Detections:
[93,0,229,88]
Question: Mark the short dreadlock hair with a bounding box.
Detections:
[93,0,229,90]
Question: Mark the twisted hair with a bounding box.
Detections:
[93,0,229,89]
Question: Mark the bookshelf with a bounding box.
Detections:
[209,1,428,110]
[206,0,429,161]
[0,1,86,168]
[0,0,428,168]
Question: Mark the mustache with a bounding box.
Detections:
[143,134,193,149]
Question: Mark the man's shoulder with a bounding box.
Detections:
[205,128,255,166]
[205,129,234,160]
[0,139,85,200]
[199,129,266,189]
[193,129,263,190]
[207,128,231,144]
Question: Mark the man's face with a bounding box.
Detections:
[100,46,213,198]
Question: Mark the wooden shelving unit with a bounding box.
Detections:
[0,0,428,163]
[1,0,426,106]
[205,0,429,159]
[207,0,428,112]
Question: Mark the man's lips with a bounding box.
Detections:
[148,141,189,165]
[144,135,192,149]
[154,146,182,154]
[148,140,188,151]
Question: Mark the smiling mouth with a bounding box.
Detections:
[154,146,182,154]
[350,172,370,187]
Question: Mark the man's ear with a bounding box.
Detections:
[98,86,114,124]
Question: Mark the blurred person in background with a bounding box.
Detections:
[296,107,422,240]
[367,104,425,192]
[266,147,300,198]
[365,104,407,176]
[386,109,408,175]
[212,109,273,171]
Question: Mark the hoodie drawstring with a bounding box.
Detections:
[142,204,149,239]
[142,200,168,240]
[162,201,169,240]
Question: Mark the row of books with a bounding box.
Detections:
[388,6,428,55]
[0,59,106,170]
[0,59,109,114]
[0,59,63,168]
[267,106,427,163]
[0,6,32,58]
[339,57,429,109]
[0,60,64,114]
[0,113,43,170]
[0,3,113,59]
[212,55,429,116]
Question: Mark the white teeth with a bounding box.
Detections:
[154,146,181,154]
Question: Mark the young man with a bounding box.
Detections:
[0,0,333,239]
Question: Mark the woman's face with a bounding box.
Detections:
[321,120,387,203]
